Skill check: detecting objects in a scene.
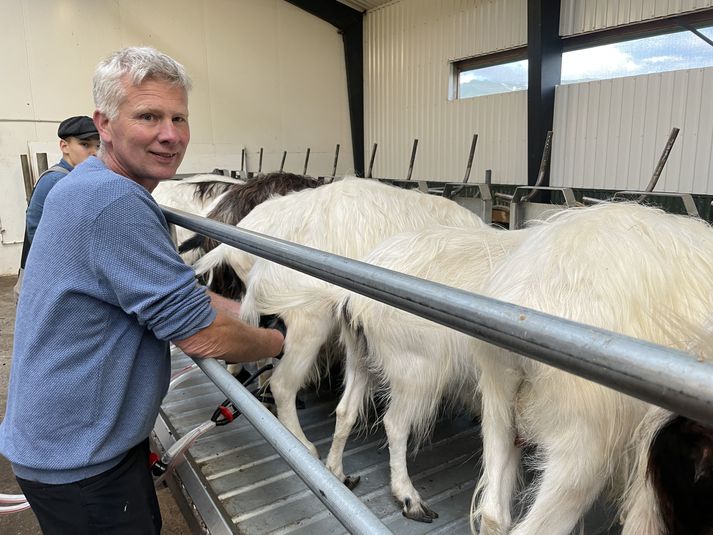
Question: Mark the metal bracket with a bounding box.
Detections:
[612,190,700,218]
[509,186,577,229]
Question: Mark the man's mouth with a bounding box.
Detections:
[150,151,178,161]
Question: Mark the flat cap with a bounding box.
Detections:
[57,116,99,140]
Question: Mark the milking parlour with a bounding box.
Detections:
[2,2,713,535]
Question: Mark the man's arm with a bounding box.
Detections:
[26,175,62,241]
[206,290,241,318]
[173,294,283,364]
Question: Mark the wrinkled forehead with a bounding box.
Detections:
[119,76,189,112]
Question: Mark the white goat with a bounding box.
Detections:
[472,202,713,535]
[192,178,487,456]
[327,224,528,521]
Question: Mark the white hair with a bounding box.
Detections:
[92,46,192,120]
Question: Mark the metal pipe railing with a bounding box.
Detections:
[162,205,713,429]
[192,357,391,535]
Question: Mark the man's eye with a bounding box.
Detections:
[173,117,186,123]
[141,114,155,121]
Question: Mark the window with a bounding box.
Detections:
[458,59,528,98]
[455,22,713,99]
[561,25,713,85]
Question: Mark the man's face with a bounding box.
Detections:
[60,136,101,167]
[95,78,190,190]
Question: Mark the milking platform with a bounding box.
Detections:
[153,350,620,535]
[154,350,481,534]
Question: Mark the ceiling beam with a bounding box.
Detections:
[285,0,365,176]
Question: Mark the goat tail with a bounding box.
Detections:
[191,243,227,277]
[336,295,374,425]
[622,407,713,535]
[620,408,672,535]
[336,295,356,348]
[239,286,261,327]
[178,233,204,255]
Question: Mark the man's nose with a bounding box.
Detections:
[157,119,180,143]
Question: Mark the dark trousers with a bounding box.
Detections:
[16,439,162,535]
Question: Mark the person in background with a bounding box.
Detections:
[0,46,284,534]
[14,116,101,301]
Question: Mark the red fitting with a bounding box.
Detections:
[218,405,234,423]
[148,452,161,469]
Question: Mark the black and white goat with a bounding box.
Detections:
[151,173,242,214]
[192,178,487,457]
[179,172,323,297]
[151,173,243,245]
[471,203,713,535]
[622,342,713,535]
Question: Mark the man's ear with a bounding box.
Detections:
[93,110,111,145]
[59,138,70,158]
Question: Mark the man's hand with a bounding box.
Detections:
[173,291,284,363]
[259,315,287,358]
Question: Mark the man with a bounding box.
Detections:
[14,116,101,301]
[0,46,284,534]
[25,116,102,243]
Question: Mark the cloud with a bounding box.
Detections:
[641,55,684,65]
[562,44,640,82]
[458,24,713,96]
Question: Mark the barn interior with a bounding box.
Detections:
[1,1,713,534]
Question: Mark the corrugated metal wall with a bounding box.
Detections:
[561,0,713,36]
[551,67,713,194]
[366,0,713,193]
[364,0,528,183]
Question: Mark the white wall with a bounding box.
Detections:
[552,67,713,193]
[561,0,713,36]
[0,0,353,275]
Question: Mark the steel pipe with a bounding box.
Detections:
[192,358,391,535]
[162,207,713,427]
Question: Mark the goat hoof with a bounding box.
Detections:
[401,497,438,523]
[343,475,360,490]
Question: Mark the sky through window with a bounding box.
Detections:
[458,25,713,98]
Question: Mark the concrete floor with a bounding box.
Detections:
[0,275,193,534]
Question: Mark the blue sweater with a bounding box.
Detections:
[0,156,216,484]
[25,158,73,242]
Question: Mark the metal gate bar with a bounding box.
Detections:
[162,206,713,427]
[190,358,392,535]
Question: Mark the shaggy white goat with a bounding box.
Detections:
[192,178,487,456]
[471,203,713,535]
[327,224,528,521]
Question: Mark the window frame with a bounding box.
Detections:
[452,8,713,100]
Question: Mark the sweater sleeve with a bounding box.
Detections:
[26,173,64,241]
[89,191,216,341]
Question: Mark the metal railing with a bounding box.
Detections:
[191,358,391,535]
[162,205,713,528]
[162,206,713,426]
